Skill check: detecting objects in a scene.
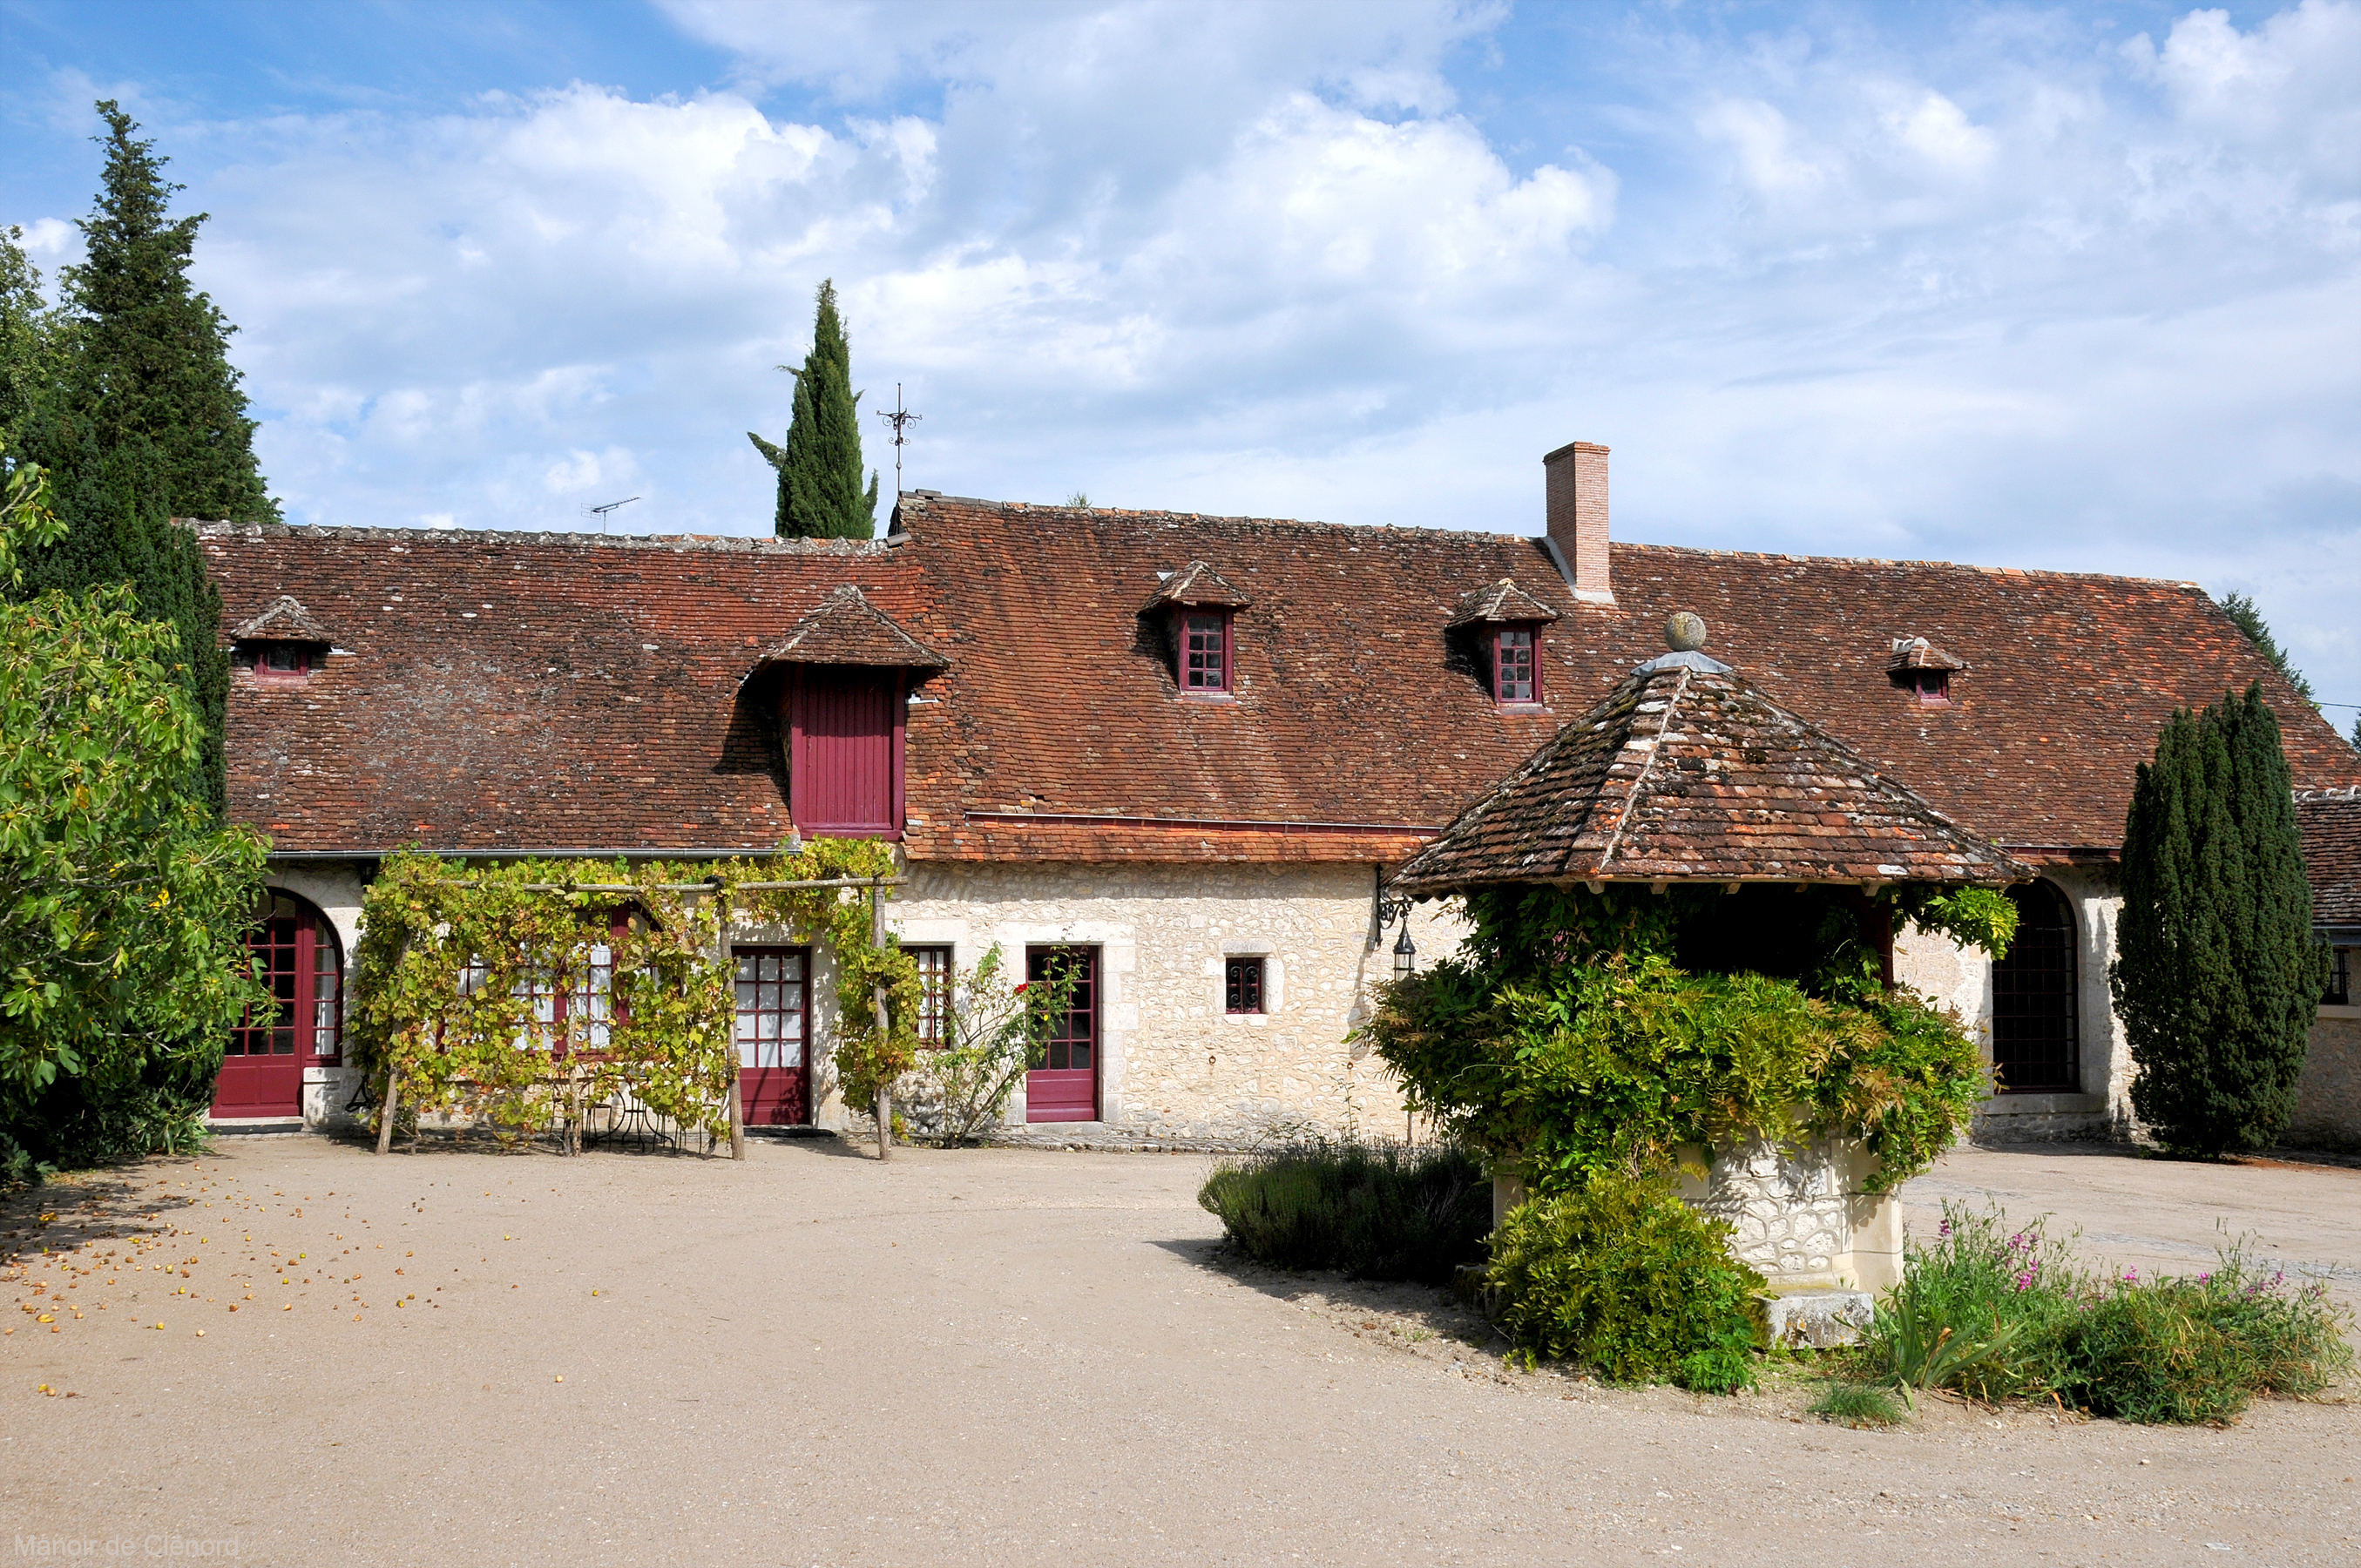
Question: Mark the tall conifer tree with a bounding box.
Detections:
[9,102,266,816]
[2110,685,2323,1154]
[748,280,878,538]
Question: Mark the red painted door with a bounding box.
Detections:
[734,946,810,1126]
[214,892,342,1118]
[789,671,903,836]
[1025,946,1099,1122]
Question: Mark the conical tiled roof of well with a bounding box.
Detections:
[751,585,949,672]
[1390,647,2028,894]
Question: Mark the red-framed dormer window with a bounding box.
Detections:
[252,644,311,683]
[1908,671,1952,706]
[1182,610,1231,693]
[1492,625,1540,706]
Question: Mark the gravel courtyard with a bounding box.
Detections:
[3,1135,2355,1566]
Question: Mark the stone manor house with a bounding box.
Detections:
[196,442,2361,1146]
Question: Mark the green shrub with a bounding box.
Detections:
[1857,1204,2357,1424]
[1485,1173,1764,1393]
[1197,1139,1489,1284]
[2057,1253,2357,1425]
[1810,1381,1904,1427]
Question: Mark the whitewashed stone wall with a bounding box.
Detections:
[1894,867,2134,1143]
[868,860,1466,1140]
[1679,1138,1902,1293]
[2291,1009,2361,1150]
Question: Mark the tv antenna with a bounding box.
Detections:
[872,382,921,495]
[583,496,640,532]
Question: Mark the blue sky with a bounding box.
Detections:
[3,1,2357,709]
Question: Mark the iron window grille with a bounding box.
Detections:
[1225,956,1265,1015]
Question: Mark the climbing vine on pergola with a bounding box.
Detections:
[349,838,921,1152]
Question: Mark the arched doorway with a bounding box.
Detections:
[213,890,343,1119]
[1992,879,2078,1093]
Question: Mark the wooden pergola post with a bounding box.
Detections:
[870,875,891,1162]
[721,888,745,1160]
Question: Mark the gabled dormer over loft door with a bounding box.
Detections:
[788,668,905,838]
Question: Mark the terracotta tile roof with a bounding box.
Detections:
[889,497,2361,863]
[1888,636,1967,673]
[753,585,948,671]
[196,524,936,855]
[1390,648,2027,894]
[1447,578,1560,628]
[198,499,2361,866]
[1142,560,1253,611]
[228,594,335,645]
[2297,789,2361,929]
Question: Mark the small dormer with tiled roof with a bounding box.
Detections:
[747,585,948,843]
[1143,561,1251,697]
[230,594,335,683]
[1888,635,1968,707]
[1449,578,1559,710]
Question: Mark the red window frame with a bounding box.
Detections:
[908,944,953,1046]
[1913,671,1952,706]
[457,912,628,1060]
[733,946,810,1070]
[1224,956,1264,1015]
[1492,625,1540,706]
[1180,609,1231,693]
[251,644,312,684]
[785,667,908,840]
[227,892,342,1063]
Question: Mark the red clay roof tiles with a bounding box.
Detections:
[1390,649,2027,893]
[2298,789,2361,929]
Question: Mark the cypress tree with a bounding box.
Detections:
[2111,684,2324,1155]
[10,101,256,816]
[748,279,878,539]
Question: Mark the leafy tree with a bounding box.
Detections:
[0,226,59,459]
[2111,684,2323,1156]
[0,470,268,1182]
[748,279,878,538]
[2215,592,2315,705]
[8,102,253,817]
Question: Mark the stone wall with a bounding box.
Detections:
[1898,865,2135,1144]
[876,860,1466,1140]
[1678,1137,1902,1294]
[2290,1009,2361,1151]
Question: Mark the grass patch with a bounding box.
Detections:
[1810,1381,1905,1427]
[1196,1139,1489,1284]
[1854,1203,2354,1425]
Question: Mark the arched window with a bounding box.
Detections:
[214,890,342,1118]
[1992,879,2078,1093]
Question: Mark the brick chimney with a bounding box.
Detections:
[1543,440,1613,605]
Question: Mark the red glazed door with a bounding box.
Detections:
[214,892,342,1118]
[1025,946,1099,1123]
[734,946,810,1126]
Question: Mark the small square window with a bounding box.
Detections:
[909,944,953,1045]
[1493,626,1538,705]
[1182,611,1229,692]
[1225,956,1264,1015]
[254,644,309,680]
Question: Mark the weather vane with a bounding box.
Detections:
[873,383,921,495]
[583,497,640,532]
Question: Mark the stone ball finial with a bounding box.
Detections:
[1664,612,1708,652]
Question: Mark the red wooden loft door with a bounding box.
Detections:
[788,669,904,838]
[213,891,342,1119]
[1025,946,1099,1123]
[734,946,810,1126]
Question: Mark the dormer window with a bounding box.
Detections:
[1888,636,1966,709]
[256,643,311,682]
[1143,561,1251,700]
[1492,626,1538,704]
[229,595,335,686]
[1183,610,1231,693]
[1448,577,1559,711]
